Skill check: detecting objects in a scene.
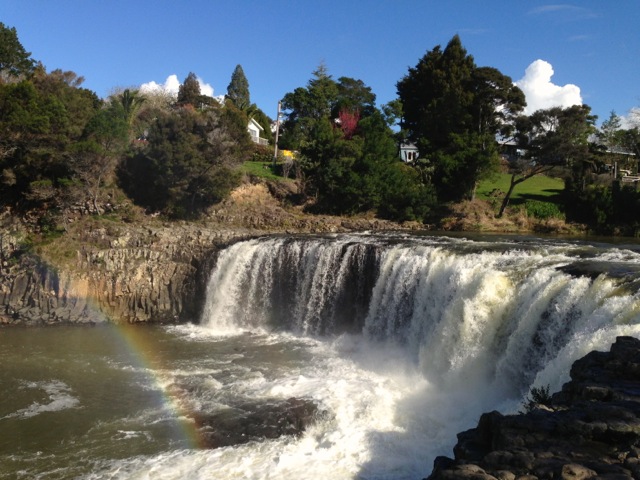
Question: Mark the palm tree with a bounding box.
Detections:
[119,89,146,126]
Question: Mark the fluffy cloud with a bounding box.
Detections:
[140,74,215,98]
[515,60,582,114]
[620,107,640,129]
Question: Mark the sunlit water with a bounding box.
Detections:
[2,233,640,479]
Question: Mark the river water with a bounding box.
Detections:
[2,232,640,479]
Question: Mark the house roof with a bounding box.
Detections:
[248,118,264,132]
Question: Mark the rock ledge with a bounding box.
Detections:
[426,336,640,480]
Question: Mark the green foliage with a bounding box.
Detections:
[118,107,243,219]
[177,72,201,107]
[522,384,552,413]
[280,66,434,221]
[116,88,146,129]
[564,181,640,235]
[226,64,250,110]
[0,72,101,207]
[221,100,253,156]
[524,200,564,220]
[71,102,129,213]
[397,35,525,201]
[525,106,597,178]
[0,22,35,77]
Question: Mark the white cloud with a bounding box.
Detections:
[620,107,640,129]
[515,60,582,114]
[527,5,597,19]
[198,79,214,98]
[140,74,181,97]
[140,74,216,98]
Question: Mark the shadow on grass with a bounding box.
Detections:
[509,189,563,206]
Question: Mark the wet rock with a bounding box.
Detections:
[426,336,640,480]
[193,397,323,448]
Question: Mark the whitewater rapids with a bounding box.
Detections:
[3,232,639,480]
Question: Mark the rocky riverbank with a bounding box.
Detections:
[426,336,640,480]
[0,223,240,325]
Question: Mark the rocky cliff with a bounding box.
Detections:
[0,183,407,326]
[426,336,640,480]
[0,223,257,325]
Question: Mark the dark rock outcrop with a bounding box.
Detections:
[193,397,323,448]
[426,336,640,480]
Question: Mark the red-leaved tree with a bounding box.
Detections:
[338,108,360,139]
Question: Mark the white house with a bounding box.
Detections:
[248,118,268,146]
[399,142,419,163]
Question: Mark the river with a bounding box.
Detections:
[2,232,640,479]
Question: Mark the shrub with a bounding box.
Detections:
[521,384,552,413]
[525,200,564,220]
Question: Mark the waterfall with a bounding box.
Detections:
[201,233,640,396]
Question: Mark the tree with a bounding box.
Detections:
[498,105,596,219]
[0,23,35,79]
[0,66,109,229]
[0,79,73,204]
[117,88,146,127]
[279,64,339,151]
[396,35,526,201]
[119,107,243,218]
[597,110,623,151]
[280,66,434,221]
[72,102,129,214]
[620,128,640,158]
[333,76,376,118]
[472,66,526,141]
[226,64,250,110]
[497,160,558,218]
[177,72,202,107]
[529,105,597,185]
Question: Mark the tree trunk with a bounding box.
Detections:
[498,174,518,218]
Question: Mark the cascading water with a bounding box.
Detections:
[7,233,640,480]
[202,233,640,390]
[194,233,640,478]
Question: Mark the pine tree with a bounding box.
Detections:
[0,23,35,78]
[177,72,201,107]
[226,65,250,110]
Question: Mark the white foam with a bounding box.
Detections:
[85,235,640,479]
[3,380,80,419]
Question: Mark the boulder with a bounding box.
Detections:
[192,397,323,449]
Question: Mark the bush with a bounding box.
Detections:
[521,384,552,413]
[524,200,564,220]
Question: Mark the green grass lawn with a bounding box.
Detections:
[240,161,283,181]
[477,173,564,205]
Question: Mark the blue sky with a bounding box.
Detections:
[2,1,639,126]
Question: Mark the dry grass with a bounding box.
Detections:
[438,199,584,235]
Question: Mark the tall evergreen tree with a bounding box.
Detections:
[596,110,623,151]
[279,66,434,220]
[397,35,525,201]
[0,23,35,78]
[226,64,250,110]
[177,72,201,107]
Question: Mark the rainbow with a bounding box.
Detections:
[106,321,204,449]
[27,257,207,449]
